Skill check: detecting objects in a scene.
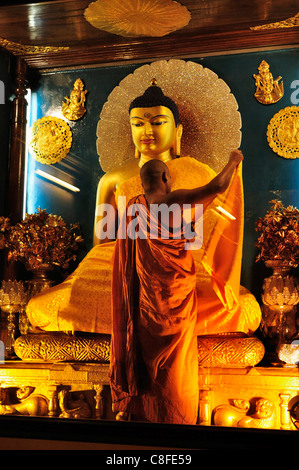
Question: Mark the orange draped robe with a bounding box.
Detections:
[109,194,199,424]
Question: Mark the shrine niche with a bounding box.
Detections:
[0,53,299,435]
[3,58,299,432]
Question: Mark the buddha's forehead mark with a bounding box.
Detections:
[144,112,151,118]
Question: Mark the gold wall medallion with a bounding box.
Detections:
[62,78,87,121]
[250,12,299,30]
[267,106,299,159]
[84,0,191,37]
[253,60,283,105]
[29,116,73,165]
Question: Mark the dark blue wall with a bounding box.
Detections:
[0,51,13,216]
[26,48,299,298]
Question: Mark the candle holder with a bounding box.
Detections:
[261,271,299,366]
[0,280,29,359]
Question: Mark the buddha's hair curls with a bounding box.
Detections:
[129,82,180,126]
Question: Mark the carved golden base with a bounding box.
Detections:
[14,332,265,368]
[197,333,265,367]
[198,366,299,430]
[0,361,298,431]
[0,361,112,420]
[14,332,111,363]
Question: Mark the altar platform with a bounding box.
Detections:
[0,359,298,433]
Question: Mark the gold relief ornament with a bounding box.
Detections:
[0,386,48,416]
[62,78,87,121]
[253,60,283,105]
[84,0,191,37]
[267,106,299,159]
[250,12,299,30]
[0,37,69,56]
[213,398,276,429]
[29,116,72,165]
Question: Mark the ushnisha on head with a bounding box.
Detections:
[129,79,183,162]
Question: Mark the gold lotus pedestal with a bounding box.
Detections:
[0,331,295,430]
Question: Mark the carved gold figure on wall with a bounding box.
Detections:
[253,60,283,105]
[62,78,87,121]
[267,106,299,159]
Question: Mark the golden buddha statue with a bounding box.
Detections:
[26,75,261,339]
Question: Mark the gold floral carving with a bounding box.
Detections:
[62,78,87,121]
[250,12,299,30]
[253,60,283,105]
[0,37,69,56]
[14,333,111,362]
[197,333,265,367]
[84,0,191,37]
[29,116,72,165]
[267,106,299,159]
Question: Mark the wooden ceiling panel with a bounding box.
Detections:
[0,0,297,69]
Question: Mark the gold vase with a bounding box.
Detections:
[19,264,56,335]
[26,263,55,296]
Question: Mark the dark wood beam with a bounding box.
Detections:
[21,27,299,70]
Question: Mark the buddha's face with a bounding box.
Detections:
[130,105,177,159]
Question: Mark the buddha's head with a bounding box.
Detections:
[129,79,183,162]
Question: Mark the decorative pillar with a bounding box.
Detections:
[279,392,291,430]
[7,57,28,223]
[48,384,59,417]
[198,389,212,425]
[94,384,104,419]
[3,57,28,281]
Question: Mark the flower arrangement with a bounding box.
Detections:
[0,209,83,271]
[255,199,299,267]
